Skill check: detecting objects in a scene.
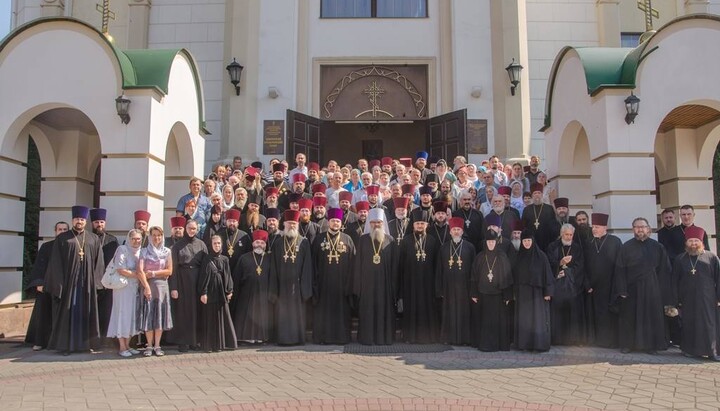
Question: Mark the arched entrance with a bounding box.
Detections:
[163,121,196,232]
[554,121,592,216]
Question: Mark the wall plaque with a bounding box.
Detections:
[467,119,488,155]
[263,120,284,155]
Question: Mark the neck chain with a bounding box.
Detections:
[252,251,265,275]
[689,251,704,275]
[485,253,497,283]
[73,230,86,262]
[434,224,448,245]
[448,239,463,269]
[414,233,427,261]
[226,229,240,257]
[300,222,310,237]
[371,237,384,265]
[533,204,544,229]
[592,235,607,254]
[266,232,279,254]
[320,231,346,264]
[396,218,408,244]
[561,244,572,269]
[283,235,300,263]
[461,208,472,228]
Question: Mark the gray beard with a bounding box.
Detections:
[371,228,385,243]
[493,206,504,214]
[285,228,299,239]
[512,239,521,250]
[253,247,265,254]
[452,235,462,243]
[561,239,572,246]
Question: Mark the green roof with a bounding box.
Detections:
[0,17,208,135]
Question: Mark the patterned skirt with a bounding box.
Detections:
[138,278,173,331]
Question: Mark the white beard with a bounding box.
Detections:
[493,206,504,214]
[285,227,299,239]
[561,239,572,246]
[512,239,521,250]
[253,247,265,254]
[451,235,463,243]
[371,227,385,243]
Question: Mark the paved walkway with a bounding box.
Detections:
[0,341,718,411]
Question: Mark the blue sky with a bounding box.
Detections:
[0,1,11,39]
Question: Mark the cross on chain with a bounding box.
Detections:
[637,0,659,32]
[96,0,116,35]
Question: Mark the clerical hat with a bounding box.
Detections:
[530,182,544,194]
[292,173,306,183]
[554,197,569,208]
[89,208,107,221]
[685,226,705,242]
[448,217,464,230]
[283,210,300,222]
[72,205,89,219]
[339,191,353,203]
[393,197,410,210]
[287,192,303,204]
[225,209,240,222]
[245,167,258,179]
[327,208,343,221]
[170,216,186,228]
[312,197,327,208]
[251,161,263,170]
[486,214,501,228]
[308,162,320,172]
[311,182,327,194]
[355,201,370,212]
[272,163,286,173]
[424,173,440,185]
[252,229,268,243]
[432,201,448,214]
[401,184,416,195]
[521,228,534,240]
[381,157,393,166]
[591,213,609,226]
[365,185,380,196]
[399,157,413,168]
[418,185,433,196]
[485,229,499,240]
[134,210,150,223]
[369,159,381,169]
[265,187,279,198]
[511,220,524,232]
[497,186,511,196]
[298,198,313,211]
[264,208,280,221]
[416,151,429,160]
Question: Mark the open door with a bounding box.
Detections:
[427,109,467,161]
[286,110,322,164]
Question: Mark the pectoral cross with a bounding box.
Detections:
[691,268,697,275]
[637,0,659,32]
[534,220,540,229]
[328,250,340,264]
[487,270,493,283]
[96,0,116,36]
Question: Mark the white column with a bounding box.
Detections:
[596,0,621,47]
[127,0,151,49]
[40,0,64,17]
[685,0,710,14]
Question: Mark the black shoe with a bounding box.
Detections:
[710,355,720,362]
[189,344,201,351]
[620,348,631,354]
[178,345,189,353]
[62,351,71,356]
[683,352,695,358]
[646,350,657,355]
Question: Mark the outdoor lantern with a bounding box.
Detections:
[624,92,640,124]
[505,58,523,96]
[115,94,131,124]
[226,58,244,96]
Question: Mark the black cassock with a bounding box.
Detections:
[612,238,671,352]
[45,229,105,353]
[666,224,711,262]
[218,228,251,276]
[198,252,237,351]
[25,240,55,348]
[398,233,440,343]
[513,243,554,352]
[437,240,476,345]
[470,248,513,351]
[269,235,313,345]
[232,251,272,342]
[546,240,586,345]
[345,220,366,247]
[300,221,320,245]
[482,211,519,244]
[672,251,720,358]
[388,218,411,246]
[96,232,119,341]
[453,208,485,251]
[409,205,434,226]
[583,234,622,348]
[168,235,207,346]
[352,234,400,345]
[427,223,450,248]
[311,231,355,344]
[521,203,559,252]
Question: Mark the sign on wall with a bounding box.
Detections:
[263,120,285,155]
[467,119,488,155]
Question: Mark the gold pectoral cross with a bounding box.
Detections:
[448,257,454,268]
[78,249,85,262]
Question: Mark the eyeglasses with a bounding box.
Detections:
[632,225,649,229]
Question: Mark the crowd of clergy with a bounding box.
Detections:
[24,152,720,361]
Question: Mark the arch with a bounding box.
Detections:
[163,121,196,232]
[556,121,591,176]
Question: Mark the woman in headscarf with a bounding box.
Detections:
[168,219,207,352]
[198,235,238,352]
[203,205,225,249]
[479,186,497,217]
[107,229,144,357]
[137,226,173,357]
[513,229,555,352]
[221,184,235,211]
[509,181,525,215]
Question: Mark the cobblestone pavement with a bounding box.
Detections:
[0,342,719,411]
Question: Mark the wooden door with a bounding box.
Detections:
[427,109,467,161]
[286,110,322,164]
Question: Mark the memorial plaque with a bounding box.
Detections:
[263,120,284,155]
[467,119,488,155]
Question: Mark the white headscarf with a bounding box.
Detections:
[363,208,390,235]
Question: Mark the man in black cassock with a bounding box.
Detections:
[470,229,513,351]
[613,217,672,354]
[45,206,105,355]
[399,219,440,343]
[656,208,675,252]
[547,223,586,345]
[583,213,621,348]
[25,221,69,350]
[269,210,313,345]
[427,201,450,247]
[667,205,711,262]
[311,196,329,233]
[670,226,720,360]
[521,183,558,252]
[338,191,358,232]
[90,208,119,346]
[437,217,476,345]
[311,208,355,344]
[483,196,520,251]
[453,191,484,251]
[165,216,186,247]
[409,185,435,225]
[298,198,320,244]
[346,201,369,246]
[388,197,412,246]
[232,229,272,344]
[353,208,399,345]
[218,209,251,272]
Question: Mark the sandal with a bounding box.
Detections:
[143,348,153,357]
[154,347,165,357]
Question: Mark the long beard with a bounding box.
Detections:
[493,206,504,214]
[561,239,572,247]
[300,215,311,223]
[253,247,265,254]
[235,199,247,209]
[371,227,385,243]
[512,239,521,250]
[247,211,259,228]
[266,199,278,208]
[451,235,462,244]
[285,227,299,239]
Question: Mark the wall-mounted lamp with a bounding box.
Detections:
[115,94,131,124]
[505,58,523,96]
[268,87,280,99]
[226,58,244,96]
[470,86,482,99]
[624,92,640,124]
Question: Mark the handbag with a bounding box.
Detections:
[101,252,128,289]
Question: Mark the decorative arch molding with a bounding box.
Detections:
[322,65,426,119]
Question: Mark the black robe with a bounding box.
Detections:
[218,228,251,273]
[436,239,475,346]
[269,234,313,345]
[203,220,224,249]
[546,240,586,345]
[25,240,55,348]
[198,252,237,351]
[168,235,207,346]
[521,203,559,252]
[427,223,450,247]
[399,233,440,343]
[95,232,118,342]
[513,243,554,351]
[470,248,513,351]
[345,220,366,247]
[239,214,267,236]
[452,208,485,251]
[339,209,358,233]
[232,251,272,342]
[388,218,411,246]
[311,231,356,344]
[409,205,434,226]
[583,234,622,348]
[312,216,329,234]
[667,224,711,263]
[352,234,400,345]
[672,251,720,358]
[165,236,183,249]
[299,221,320,245]
[45,229,105,353]
[612,238,671,352]
[482,211,519,246]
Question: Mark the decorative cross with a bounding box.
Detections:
[356,80,394,119]
[96,0,116,35]
[637,0,659,32]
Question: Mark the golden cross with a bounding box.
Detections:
[96,0,116,35]
[356,80,394,118]
[637,0,659,32]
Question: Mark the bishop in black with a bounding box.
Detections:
[670,226,720,360]
[470,230,513,351]
[232,230,273,343]
[311,209,356,344]
[521,184,559,252]
[399,220,440,343]
[612,217,671,354]
[45,206,105,354]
